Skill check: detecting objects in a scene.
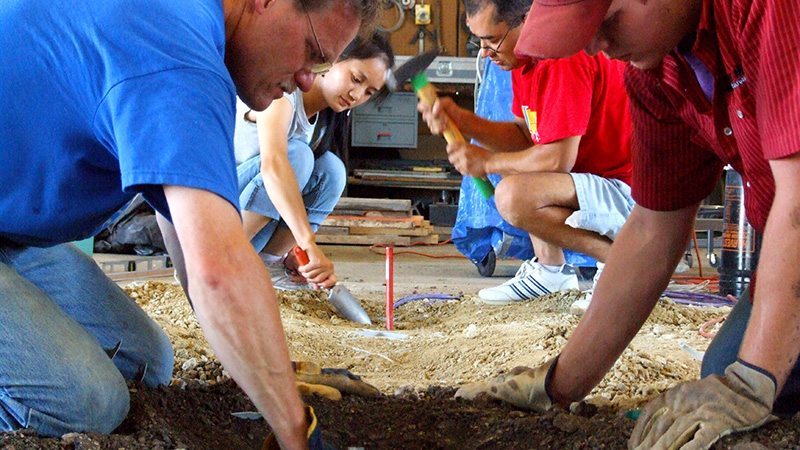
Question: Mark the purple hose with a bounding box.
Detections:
[393,293,461,309]
[662,290,736,307]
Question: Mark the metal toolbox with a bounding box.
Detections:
[351,92,418,148]
[393,55,478,84]
[351,120,417,148]
[352,91,418,119]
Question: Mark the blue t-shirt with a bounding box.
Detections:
[0,0,239,246]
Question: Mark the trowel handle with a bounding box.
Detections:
[291,245,309,266]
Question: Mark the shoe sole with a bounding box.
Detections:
[477,296,531,306]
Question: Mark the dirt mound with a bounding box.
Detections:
[2,381,798,449]
[124,281,726,409]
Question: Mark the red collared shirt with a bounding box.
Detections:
[512,52,633,184]
[625,0,800,232]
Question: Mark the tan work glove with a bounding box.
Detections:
[293,361,380,400]
[629,360,777,450]
[454,356,558,411]
[262,405,334,450]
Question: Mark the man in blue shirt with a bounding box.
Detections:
[0,0,375,447]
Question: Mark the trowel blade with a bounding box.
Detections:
[231,411,263,420]
[385,49,440,92]
[328,284,372,325]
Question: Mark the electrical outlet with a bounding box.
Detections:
[414,4,431,25]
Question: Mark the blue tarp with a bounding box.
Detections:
[451,59,595,269]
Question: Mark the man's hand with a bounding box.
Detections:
[629,360,776,450]
[446,141,491,178]
[417,96,463,135]
[454,357,557,411]
[263,405,334,450]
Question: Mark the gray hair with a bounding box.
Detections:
[297,0,380,37]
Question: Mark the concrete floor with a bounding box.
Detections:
[97,243,522,294]
[98,241,717,297]
[321,243,522,297]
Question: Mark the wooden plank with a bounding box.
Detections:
[348,226,434,237]
[316,226,350,236]
[322,215,424,229]
[411,234,441,245]
[107,268,175,282]
[316,234,411,246]
[335,197,412,212]
[331,209,410,218]
[432,225,454,236]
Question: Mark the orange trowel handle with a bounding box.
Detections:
[291,245,310,266]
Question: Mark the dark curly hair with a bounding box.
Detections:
[462,0,531,26]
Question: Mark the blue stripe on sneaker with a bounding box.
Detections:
[526,277,552,297]
[517,278,540,297]
[509,284,527,300]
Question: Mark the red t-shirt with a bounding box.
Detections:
[626,0,800,232]
[511,51,632,185]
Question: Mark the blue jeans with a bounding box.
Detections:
[0,242,174,436]
[237,140,346,252]
[701,286,800,416]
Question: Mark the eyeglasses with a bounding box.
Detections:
[299,0,333,75]
[468,15,525,57]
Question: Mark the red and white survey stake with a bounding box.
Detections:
[385,245,394,330]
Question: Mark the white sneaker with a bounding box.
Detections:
[570,262,604,316]
[478,258,579,305]
[260,253,309,291]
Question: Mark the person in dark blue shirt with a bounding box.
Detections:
[0,0,376,446]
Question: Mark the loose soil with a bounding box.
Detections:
[2,281,799,449]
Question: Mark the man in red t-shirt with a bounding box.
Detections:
[453,0,800,448]
[420,0,633,308]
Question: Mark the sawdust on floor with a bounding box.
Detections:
[125,281,728,410]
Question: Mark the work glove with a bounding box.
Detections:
[629,359,777,450]
[454,356,558,411]
[293,361,381,400]
[262,405,334,450]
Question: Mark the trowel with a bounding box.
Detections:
[291,246,372,325]
[383,48,440,93]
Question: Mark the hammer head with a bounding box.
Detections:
[383,48,441,92]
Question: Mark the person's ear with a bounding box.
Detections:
[254,0,276,14]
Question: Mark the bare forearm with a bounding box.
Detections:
[740,195,800,390]
[165,187,306,449]
[551,204,698,403]
[189,255,306,447]
[460,114,532,153]
[261,162,315,248]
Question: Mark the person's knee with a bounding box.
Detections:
[287,141,315,185]
[60,362,130,434]
[495,177,528,226]
[138,324,175,387]
[323,155,347,195]
[308,153,346,210]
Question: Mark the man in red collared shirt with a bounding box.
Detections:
[452,0,800,448]
[419,0,634,307]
